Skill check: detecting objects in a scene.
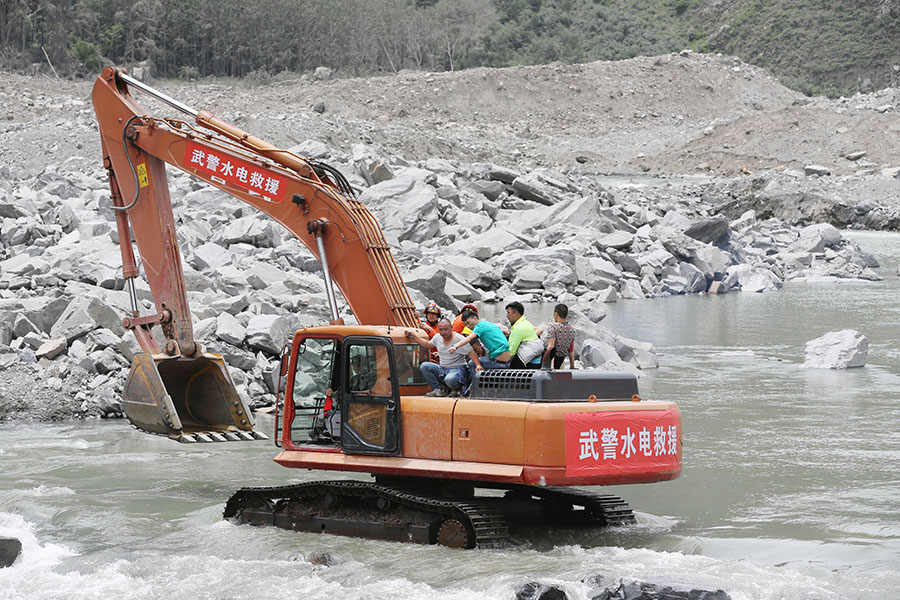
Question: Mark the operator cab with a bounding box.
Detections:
[276,327,429,455]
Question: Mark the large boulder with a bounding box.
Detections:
[245,314,293,355]
[215,312,246,346]
[402,265,458,311]
[579,338,621,368]
[455,210,493,234]
[536,194,606,230]
[464,180,505,201]
[804,330,868,369]
[217,216,282,248]
[723,264,782,293]
[358,175,441,244]
[652,225,702,260]
[684,215,730,244]
[789,223,843,254]
[438,254,500,289]
[446,227,532,261]
[690,244,733,281]
[575,256,622,290]
[493,247,578,294]
[35,337,67,360]
[511,174,559,206]
[597,231,634,250]
[192,242,233,271]
[49,298,100,343]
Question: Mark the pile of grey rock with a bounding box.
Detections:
[0,143,882,419]
[705,169,900,229]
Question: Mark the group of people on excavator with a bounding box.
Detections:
[406,300,576,397]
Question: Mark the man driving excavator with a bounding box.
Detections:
[314,355,367,443]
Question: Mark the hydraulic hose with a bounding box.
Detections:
[111,115,142,212]
[310,159,356,198]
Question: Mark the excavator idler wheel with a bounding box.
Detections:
[376,497,391,511]
[437,519,473,549]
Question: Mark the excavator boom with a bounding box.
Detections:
[92,67,418,441]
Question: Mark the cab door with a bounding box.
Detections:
[340,336,401,456]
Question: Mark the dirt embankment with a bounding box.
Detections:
[1,51,898,181]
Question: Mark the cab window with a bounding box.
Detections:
[347,343,392,396]
[393,343,429,386]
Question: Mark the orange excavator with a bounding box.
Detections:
[92,67,682,548]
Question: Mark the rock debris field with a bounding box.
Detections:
[0,51,898,421]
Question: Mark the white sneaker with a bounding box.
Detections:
[425,388,449,397]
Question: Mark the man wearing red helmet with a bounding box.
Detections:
[452,302,478,334]
[451,302,485,358]
[419,302,442,362]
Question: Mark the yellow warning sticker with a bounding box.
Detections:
[136,163,149,188]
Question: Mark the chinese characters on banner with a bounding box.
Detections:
[183,140,288,203]
[563,410,680,477]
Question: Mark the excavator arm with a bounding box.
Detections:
[91,67,418,441]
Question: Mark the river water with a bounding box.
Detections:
[2,231,899,600]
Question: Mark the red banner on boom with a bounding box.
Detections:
[183,140,288,203]
[564,409,681,477]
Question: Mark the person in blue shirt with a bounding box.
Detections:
[449,310,511,372]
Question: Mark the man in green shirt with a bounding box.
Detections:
[505,301,543,369]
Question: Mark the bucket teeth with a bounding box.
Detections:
[224,432,241,442]
[177,434,197,443]
[238,432,255,441]
[251,431,269,440]
[209,432,228,443]
[195,433,214,443]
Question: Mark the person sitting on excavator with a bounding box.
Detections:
[419,302,442,362]
[452,302,484,357]
[452,302,478,334]
[449,310,511,374]
[420,302,442,336]
[506,301,544,369]
[406,318,480,397]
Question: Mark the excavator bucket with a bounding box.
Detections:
[122,352,266,443]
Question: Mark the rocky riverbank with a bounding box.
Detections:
[0,140,885,421]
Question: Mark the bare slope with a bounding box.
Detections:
[0,52,897,178]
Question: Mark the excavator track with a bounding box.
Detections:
[223,481,509,549]
[522,486,637,527]
[223,481,635,548]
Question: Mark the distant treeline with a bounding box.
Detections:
[2,0,899,96]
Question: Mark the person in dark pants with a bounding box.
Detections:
[450,310,511,378]
[542,303,576,369]
[406,318,479,397]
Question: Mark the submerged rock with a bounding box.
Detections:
[516,581,569,600]
[588,578,731,600]
[304,551,338,566]
[804,329,868,369]
[0,536,22,567]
